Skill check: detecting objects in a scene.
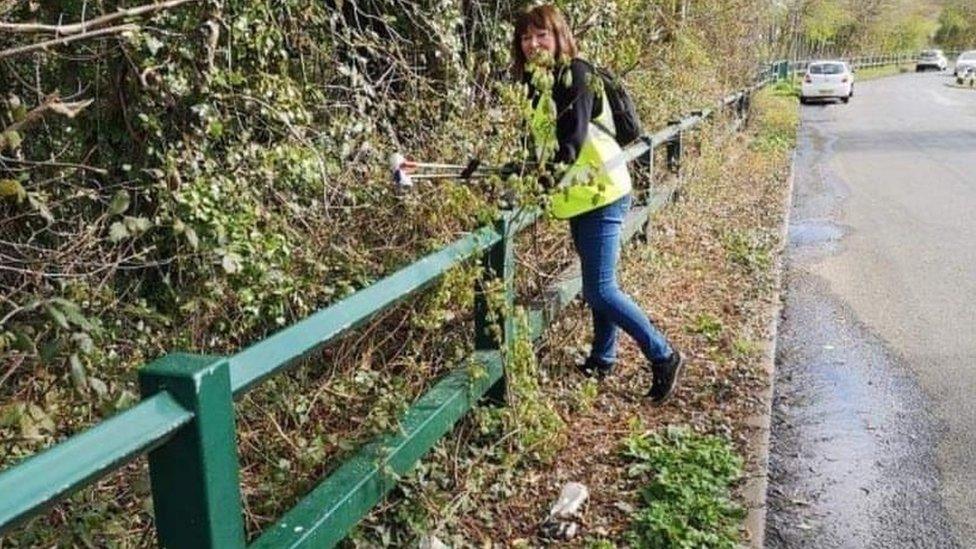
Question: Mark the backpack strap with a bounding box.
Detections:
[592,119,616,139]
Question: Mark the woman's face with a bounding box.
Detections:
[520,24,556,62]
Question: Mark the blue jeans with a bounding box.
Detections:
[569,194,672,365]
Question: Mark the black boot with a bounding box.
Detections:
[647,350,683,405]
[577,356,614,379]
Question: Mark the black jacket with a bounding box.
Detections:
[525,58,602,167]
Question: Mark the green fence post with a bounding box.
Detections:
[139,354,246,549]
[474,213,515,404]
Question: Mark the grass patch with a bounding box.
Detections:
[854,63,912,81]
[622,427,744,548]
[769,78,800,97]
[750,87,799,153]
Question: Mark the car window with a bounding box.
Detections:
[961,52,976,61]
[809,63,844,75]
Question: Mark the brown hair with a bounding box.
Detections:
[511,4,578,80]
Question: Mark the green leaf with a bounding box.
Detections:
[109,221,129,242]
[72,331,95,354]
[0,130,21,151]
[207,120,224,138]
[109,190,131,215]
[0,404,23,428]
[123,216,152,234]
[0,179,26,203]
[50,298,90,330]
[185,227,199,249]
[221,252,242,274]
[46,304,70,330]
[69,353,88,391]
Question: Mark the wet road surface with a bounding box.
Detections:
[766,71,976,547]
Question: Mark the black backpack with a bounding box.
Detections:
[591,65,643,147]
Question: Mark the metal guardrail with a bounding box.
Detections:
[0,55,872,547]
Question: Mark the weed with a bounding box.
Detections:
[573,379,600,412]
[721,228,773,274]
[621,427,744,548]
[688,312,724,344]
[770,78,800,97]
[731,338,761,360]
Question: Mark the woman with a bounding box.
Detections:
[512,4,682,404]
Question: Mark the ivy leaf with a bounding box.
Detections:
[109,221,129,242]
[109,190,131,215]
[46,304,70,330]
[50,298,90,330]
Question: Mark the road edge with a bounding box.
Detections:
[742,147,797,548]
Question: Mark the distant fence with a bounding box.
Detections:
[0,55,904,547]
[763,51,957,81]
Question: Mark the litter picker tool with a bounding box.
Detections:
[390,152,532,189]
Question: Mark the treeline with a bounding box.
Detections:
[773,0,974,57]
[935,0,976,50]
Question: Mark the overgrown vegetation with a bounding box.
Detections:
[622,426,745,548]
[0,0,777,545]
[343,88,799,545]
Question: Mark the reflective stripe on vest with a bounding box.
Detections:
[549,94,632,219]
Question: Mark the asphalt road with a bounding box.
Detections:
[766,71,976,547]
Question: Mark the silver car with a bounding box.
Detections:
[954,51,976,76]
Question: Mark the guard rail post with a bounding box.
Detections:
[741,90,751,126]
[138,354,246,549]
[666,120,682,174]
[474,213,515,405]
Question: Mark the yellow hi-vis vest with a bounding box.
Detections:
[548,95,632,219]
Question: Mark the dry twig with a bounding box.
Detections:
[0,24,138,60]
[0,0,195,35]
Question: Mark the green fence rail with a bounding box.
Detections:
[0,57,882,547]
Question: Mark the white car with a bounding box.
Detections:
[916,49,948,72]
[800,61,854,105]
[954,51,976,76]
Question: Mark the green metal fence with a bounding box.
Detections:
[0,61,816,547]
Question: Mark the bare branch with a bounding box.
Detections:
[0,23,139,60]
[3,93,94,133]
[0,0,195,35]
[0,155,108,175]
